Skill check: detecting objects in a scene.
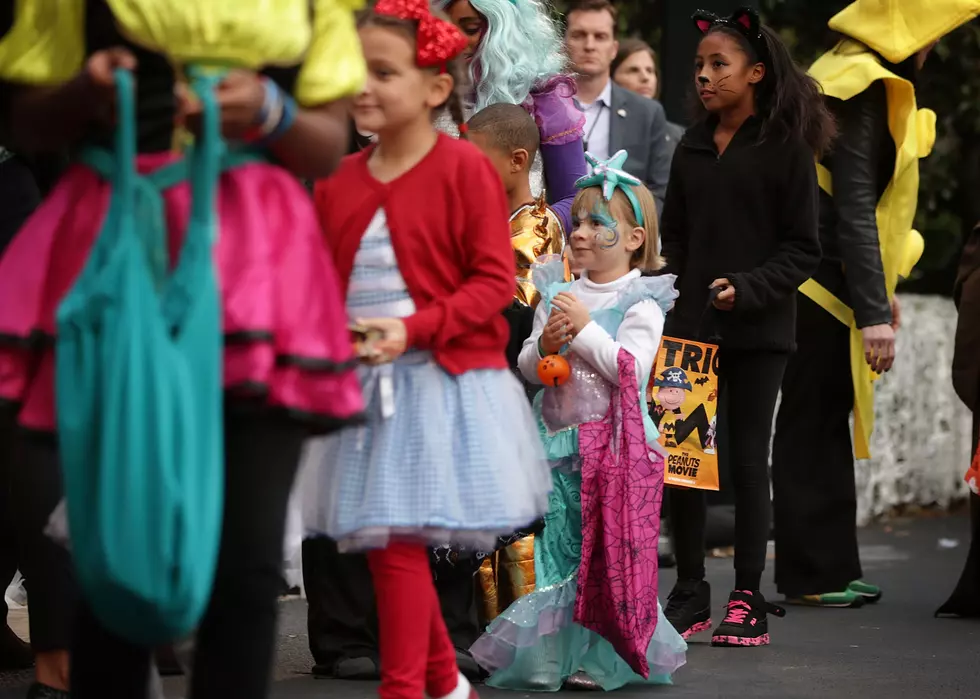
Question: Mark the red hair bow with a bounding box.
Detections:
[374,0,469,69]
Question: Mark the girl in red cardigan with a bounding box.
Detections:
[303,3,550,698]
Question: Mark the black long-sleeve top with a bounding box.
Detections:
[659,115,821,352]
[815,81,895,329]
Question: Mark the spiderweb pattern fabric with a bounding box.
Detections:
[575,348,662,678]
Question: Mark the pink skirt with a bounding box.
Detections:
[0,153,363,433]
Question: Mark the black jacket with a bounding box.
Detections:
[0,154,41,256]
[660,116,821,352]
[815,81,895,329]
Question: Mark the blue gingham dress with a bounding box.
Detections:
[300,210,550,552]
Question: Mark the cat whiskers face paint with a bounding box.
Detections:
[716,73,736,93]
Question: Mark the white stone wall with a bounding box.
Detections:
[856,293,973,524]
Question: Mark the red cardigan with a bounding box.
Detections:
[314,134,514,375]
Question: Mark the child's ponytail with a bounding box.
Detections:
[443,57,469,140]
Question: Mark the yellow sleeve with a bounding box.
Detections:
[0,0,85,85]
[294,0,367,107]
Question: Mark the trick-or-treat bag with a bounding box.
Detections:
[647,336,720,491]
[54,69,226,645]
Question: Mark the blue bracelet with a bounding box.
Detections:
[253,78,278,133]
[256,79,297,147]
[265,90,297,145]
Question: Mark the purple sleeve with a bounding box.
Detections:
[541,139,588,234]
[522,76,588,234]
[526,75,586,146]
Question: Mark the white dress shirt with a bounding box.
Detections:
[580,79,613,162]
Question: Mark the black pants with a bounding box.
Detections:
[304,541,479,669]
[936,416,980,617]
[0,154,50,638]
[71,403,308,699]
[771,295,861,596]
[0,154,41,256]
[0,411,77,652]
[670,349,787,591]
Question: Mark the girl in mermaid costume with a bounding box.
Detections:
[0,2,364,697]
[471,151,687,691]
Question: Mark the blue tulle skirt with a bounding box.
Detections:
[299,351,551,552]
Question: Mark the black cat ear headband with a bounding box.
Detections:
[692,7,769,62]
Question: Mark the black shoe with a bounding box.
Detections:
[456,648,483,682]
[664,579,711,639]
[312,656,380,680]
[0,624,32,671]
[25,684,69,699]
[711,589,785,647]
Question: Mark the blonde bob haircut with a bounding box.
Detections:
[571,184,665,273]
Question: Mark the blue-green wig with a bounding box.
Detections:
[435,0,567,111]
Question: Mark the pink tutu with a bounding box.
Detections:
[0,153,363,433]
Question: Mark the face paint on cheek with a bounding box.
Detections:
[590,201,621,250]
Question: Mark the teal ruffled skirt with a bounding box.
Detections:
[470,459,687,691]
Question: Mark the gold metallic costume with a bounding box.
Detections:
[511,195,566,309]
[478,538,538,624]
[477,195,564,625]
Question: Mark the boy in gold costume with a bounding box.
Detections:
[468,103,566,623]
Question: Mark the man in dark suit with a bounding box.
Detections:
[565,0,672,214]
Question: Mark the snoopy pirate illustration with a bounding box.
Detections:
[651,367,712,450]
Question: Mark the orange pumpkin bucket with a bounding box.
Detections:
[537,355,571,387]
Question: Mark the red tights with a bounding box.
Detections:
[367,543,461,699]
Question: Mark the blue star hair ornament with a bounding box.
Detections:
[574,150,646,227]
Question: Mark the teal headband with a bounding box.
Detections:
[574,150,645,227]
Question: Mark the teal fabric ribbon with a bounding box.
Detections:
[56,67,259,644]
[76,146,264,293]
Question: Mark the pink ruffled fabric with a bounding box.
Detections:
[523,75,586,146]
[575,349,664,679]
[0,154,363,432]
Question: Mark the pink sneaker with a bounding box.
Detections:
[711,589,785,647]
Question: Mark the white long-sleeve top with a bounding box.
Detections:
[518,269,666,387]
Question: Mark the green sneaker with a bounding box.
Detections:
[784,590,866,608]
[847,580,882,603]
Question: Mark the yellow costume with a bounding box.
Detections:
[0,0,366,107]
[478,194,564,625]
[804,0,980,458]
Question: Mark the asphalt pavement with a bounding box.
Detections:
[3,512,978,698]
